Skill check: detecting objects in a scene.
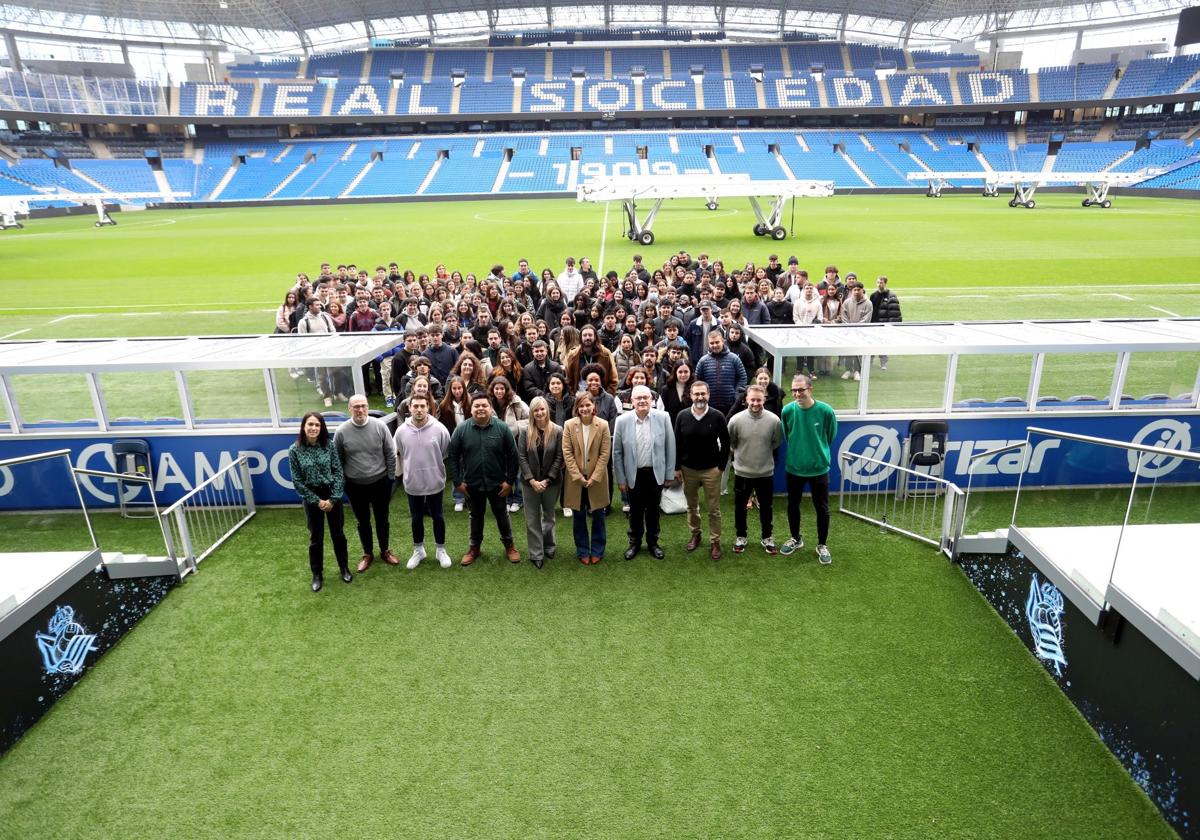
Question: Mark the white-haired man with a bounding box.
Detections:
[612,384,675,560]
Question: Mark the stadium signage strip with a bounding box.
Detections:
[184,71,1030,118]
[0,414,1191,510]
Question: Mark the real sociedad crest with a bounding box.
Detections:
[35,606,98,676]
[1025,574,1068,677]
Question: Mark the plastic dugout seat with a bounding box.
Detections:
[111,438,155,518]
[901,420,949,499]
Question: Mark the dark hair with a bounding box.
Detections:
[580,362,608,388]
[296,411,329,447]
[470,393,491,405]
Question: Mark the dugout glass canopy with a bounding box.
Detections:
[747,317,1200,416]
[0,333,404,434]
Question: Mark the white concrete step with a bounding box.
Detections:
[101,551,180,579]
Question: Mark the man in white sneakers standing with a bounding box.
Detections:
[393,393,452,569]
[727,384,783,555]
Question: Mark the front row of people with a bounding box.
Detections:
[289,374,836,591]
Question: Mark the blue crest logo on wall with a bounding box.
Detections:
[35,606,98,676]
[1025,575,1068,676]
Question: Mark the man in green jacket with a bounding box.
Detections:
[779,373,838,565]
[448,393,520,566]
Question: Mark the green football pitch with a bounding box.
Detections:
[0,193,1197,838]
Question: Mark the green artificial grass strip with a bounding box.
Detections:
[0,500,1174,839]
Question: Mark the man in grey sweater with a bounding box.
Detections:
[727,384,784,555]
[334,395,398,572]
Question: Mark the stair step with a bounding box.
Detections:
[102,552,179,579]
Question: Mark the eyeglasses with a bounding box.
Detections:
[791,387,810,393]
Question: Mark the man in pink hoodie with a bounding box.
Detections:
[393,393,452,570]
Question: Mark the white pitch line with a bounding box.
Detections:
[0,301,277,313]
[598,200,609,278]
[901,282,1200,292]
[1104,293,1135,301]
[49,314,97,324]
[0,328,31,340]
[1148,305,1181,317]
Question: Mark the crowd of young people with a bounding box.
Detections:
[281,250,904,587]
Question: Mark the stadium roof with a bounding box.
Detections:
[1,0,1189,49]
[0,1,1129,31]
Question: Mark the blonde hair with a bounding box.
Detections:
[527,395,556,447]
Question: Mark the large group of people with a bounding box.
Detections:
[281,250,905,589]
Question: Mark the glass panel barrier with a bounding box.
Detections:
[8,374,99,429]
[952,354,1034,411]
[866,355,950,413]
[273,366,355,423]
[97,371,185,427]
[185,370,272,426]
[1037,352,1117,410]
[787,354,860,412]
[1120,351,1200,410]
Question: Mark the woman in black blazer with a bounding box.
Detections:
[517,396,564,569]
[661,360,695,424]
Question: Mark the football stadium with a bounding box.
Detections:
[0,0,1199,837]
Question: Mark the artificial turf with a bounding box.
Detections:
[0,501,1176,838]
[1,191,1196,837]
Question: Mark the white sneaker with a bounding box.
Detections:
[841,370,852,380]
[508,501,521,513]
[853,371,861,381]
[323,396,333,407]
[621,502,630,513]
[563,507,573,518]
[816,544,832,565]
[406,545,426,570]
[435,546,452,568]
[454,501,464,513]
[780,536,803,555]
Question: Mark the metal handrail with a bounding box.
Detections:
[961,441,1029,537]
[70,467,174,564]
[0,448,72,469]
[158,455,248,518]
[839,451,965,556]
[0,449,96,547]
[1026,426,1200,462]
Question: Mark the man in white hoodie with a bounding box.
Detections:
[393,393,452,569]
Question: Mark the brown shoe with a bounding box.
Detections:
[356,553,373,573]
[505,543,520,563]
[591,555,602,565]
[382,549,400,566]
[710,543,722,561]
[461,546,481,566]
[686,532,702,552]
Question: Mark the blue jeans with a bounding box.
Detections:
[572,494,606,559]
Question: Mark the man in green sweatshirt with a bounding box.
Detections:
[779,374,838,564]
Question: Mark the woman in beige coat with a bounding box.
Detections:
[561,392,611,564]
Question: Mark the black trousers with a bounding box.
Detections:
[786,472,830,545]
[344,474,392,555]
[627,466,663,547]
[733,474,775,539]
[407,490,446,545]
[303,500,349,575]
[467,485,514,548]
